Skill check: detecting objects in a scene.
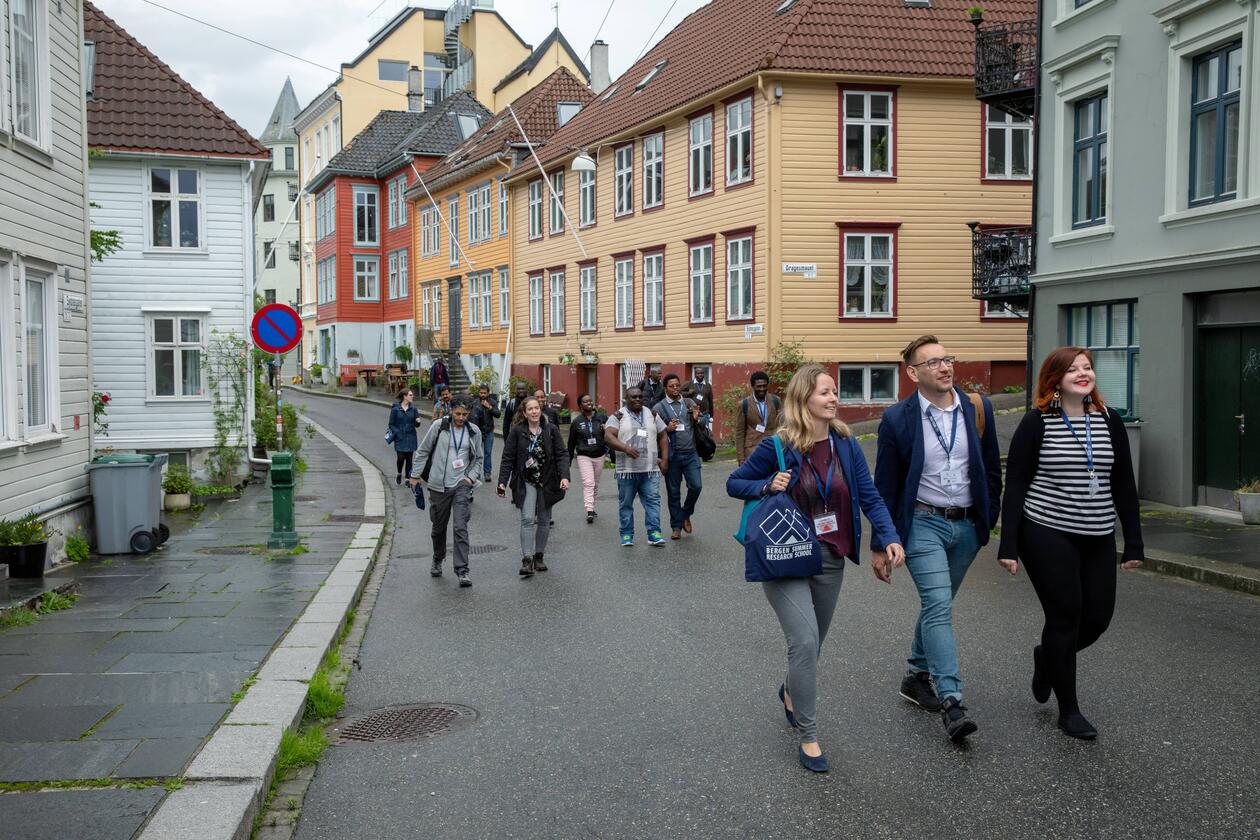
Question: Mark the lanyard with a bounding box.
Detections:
[451,424,465,456]
[1059,410,1094,473]
[807,439,838,512]
[755,399,768,424]
[926,406,959,464]
[528,427,542,451]
[668,400,686,421]
[630,409,646,428]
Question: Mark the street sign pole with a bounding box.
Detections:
[250,304,303,550]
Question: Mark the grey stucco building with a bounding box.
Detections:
[1027,0,1260,510]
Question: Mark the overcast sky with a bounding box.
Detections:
[98,0,711,138]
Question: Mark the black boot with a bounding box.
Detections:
[532,552,548,572]
[519,557,534,578]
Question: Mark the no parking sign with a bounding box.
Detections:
[250,304,302,354]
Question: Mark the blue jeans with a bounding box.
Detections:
[904,511,980,701]
[665,449,703,530]
[482,429,494,478]
[617,472,661,538]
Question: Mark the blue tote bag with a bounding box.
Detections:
[734,436,823,582]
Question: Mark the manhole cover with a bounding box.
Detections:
[330,703,477,744]
[469,544,508,555]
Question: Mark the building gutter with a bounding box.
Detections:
[406,152,504,198]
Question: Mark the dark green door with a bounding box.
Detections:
[1199,326,1260,506]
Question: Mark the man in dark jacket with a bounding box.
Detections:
[470,384,500,482]
[871,335,1001,744]
[635,366,666,408]
[689,367,715,427]
[501,381,529,440]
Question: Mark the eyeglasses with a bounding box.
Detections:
[909,355,957,370]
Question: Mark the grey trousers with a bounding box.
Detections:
[761,559,846,743]
[520,483,552,558]
[429,483,471,573]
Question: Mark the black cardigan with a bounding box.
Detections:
[998,408,1144,563]
[498,420,570,509]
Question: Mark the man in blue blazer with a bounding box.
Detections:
[872,335,1001,743]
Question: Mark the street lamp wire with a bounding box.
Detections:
[581,0,617,64]
[634,0,682,64]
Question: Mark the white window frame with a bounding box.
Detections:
[468,274,480,330]
[387,252,399,299]
[549,171,565,234]
[615,258,634,328]
[549,270,566,334]
[689,113,714,196]
[498,180,509,237]
[478,183,492,242]
[689,243,713,324]
[353,256,380,302]
[427,203,440,256]
[9,0,51,150]
[838,364,899,404]
[420,205,433,256]
[498,267,510,325]
[421,286,431,327]
[529,274,544,336]
[579,264,597,331]
[353,185,379,246]
[727,236,753,321]
[387,179,398,228]
[726,97,753,186]
[528,180,543,239]
[467,186,480,245]
[643,132,664,209]
[316,256,336,304]
[19,265,59,432]
[542,364,552,395]
[395,175,408,227]
[642,252,663,328]
[479,270,492,327]
[842,91,894,177]
[447,196,459,267]
[579,169,596,226]
[433,285,442,330]
[0,257,15,442]
[842,232,894,318]
[145,312,206,403]
[263,240,276,270]
[146,165,203,250]
[985,106,1033,180]
[615,145,634,216]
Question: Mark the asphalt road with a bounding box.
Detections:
[293,391,1260,840]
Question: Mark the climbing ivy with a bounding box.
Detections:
[202,330,250,485]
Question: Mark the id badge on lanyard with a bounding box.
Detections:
[810,440,840,535]
[928,408,965,486]
[450,426,467,471]
[754,400,768,434]
[586,419,598,447]
[1060,410,1100,497]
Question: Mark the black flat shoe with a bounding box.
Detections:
[1032,645,1051,704]
[778,683,798,728]
[586,511,595,524]
[1058,712,1097,740]
[519,558,534,578]
[798,745,829,773]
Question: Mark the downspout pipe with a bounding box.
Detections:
[1025,0,1044,408]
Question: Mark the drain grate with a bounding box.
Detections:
[331,703,477,744]
[469,544,508,555]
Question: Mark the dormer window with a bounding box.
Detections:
[635,60,667,93]
[454,114,481,140]
[557,102,581,127]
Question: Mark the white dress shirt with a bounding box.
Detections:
[916,391,973,508]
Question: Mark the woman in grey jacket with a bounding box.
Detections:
[411,398,483,587]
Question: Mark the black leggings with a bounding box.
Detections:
[1018,519,1117,716]
[396,451,414,478]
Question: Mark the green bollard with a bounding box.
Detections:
[268,452,300,548]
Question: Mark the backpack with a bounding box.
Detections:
[967,392,986,439]
[742,395,781,424]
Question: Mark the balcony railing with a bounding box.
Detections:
[973,17,1037,120]
[288,241,300,262]
[442,56,474,98]
[444,0,493,39]
[970,224,1033,301]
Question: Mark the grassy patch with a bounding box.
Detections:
[0,777,173,793]
[294,456,308,474]
[0,607,38,629]
[305,668,344,720]
[289,545,309,556]
[230,675,258,705]
[38,590,80,613]
[276,727,327,776]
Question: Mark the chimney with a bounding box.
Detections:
[589,40,610,95]
[407,65,423,112]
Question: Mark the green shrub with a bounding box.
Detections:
[65,533,91,563]
[190,484,237,497]
[162,466,194,494]
[309,363,323,378]
[1239,478,1260,494]
[0,513,53,546]
[253,395,302,454]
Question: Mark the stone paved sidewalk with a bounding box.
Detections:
[0,432,365,840]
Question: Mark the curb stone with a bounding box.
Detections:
[135,421,385,840]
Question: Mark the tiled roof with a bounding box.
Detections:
[492,28,590,93]
[84,1,268,158]
[325,111,429,175]
[529,0,1034,169]
[259,78,300,145]
[422,67,593,187]
[396,91,494,158]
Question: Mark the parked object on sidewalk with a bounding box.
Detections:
[0,513,54,578]
[1238,480,1260,525]
[162,466,193,511]
[86,454,170,555]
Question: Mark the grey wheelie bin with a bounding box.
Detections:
[87,453,170,554]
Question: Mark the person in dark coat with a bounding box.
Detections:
[430,358,448,398]
[635,366,666,408]
[470,384,500,482]
[501,381,529,440]
[689,367,715,426]
[498,397,570,578]
[388,388,422,484]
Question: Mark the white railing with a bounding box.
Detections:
[442,57,474,98]
[444,0,493,39]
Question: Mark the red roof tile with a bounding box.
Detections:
[85,1,269,158]
[422,67,593,187]
[529,0,1034,169]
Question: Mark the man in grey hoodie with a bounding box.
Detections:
[410,397,483,587]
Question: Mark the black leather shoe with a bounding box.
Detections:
[1058,712,1097,740]
[940,697,978,742]
[457,571,472,588]
[1032,645,1051,704]
[586,511,595,524]
[532,552,548,572]
[519,558,534,578]
[899,671,941,712]
[430,561,442,577]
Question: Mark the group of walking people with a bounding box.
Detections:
[729,336,1144,772]
[389,338,1144,773]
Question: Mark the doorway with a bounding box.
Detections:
[447,276,462,353]
[580,366,597,408]
[1197,325,1260,508]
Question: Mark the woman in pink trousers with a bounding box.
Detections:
[567,393,609,524]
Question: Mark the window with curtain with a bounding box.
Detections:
[643,253,663,327]
[529,180,543,239]
[843,91,893,176]
[480,271,492,327]
[726,236,753,320]
[579,170,596,226]
[150,168,201,248]
[615,145,634,215]
[529,275,544,335]
[549,171,565,234]
[985,106,1032,179]
[726,98,752,184]
[615,258,634,328]
[580,265,597,331]
[842,232,893,317]
[643,133,664,208]
[549,271,566,333]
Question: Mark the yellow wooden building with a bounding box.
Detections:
[409,68,595,387]
[506,0,1033,425]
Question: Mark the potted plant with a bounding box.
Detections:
[1238,479,1260,525]
[309,362,324,385]
[0,513,54,578]
[558,352,576,366]
[162,466,193,511]
[346,349,360,361]
[394,345,414,368]
[967,5,984,23]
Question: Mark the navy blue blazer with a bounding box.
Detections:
[727,431,900,565]
[871,388,1002,552]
